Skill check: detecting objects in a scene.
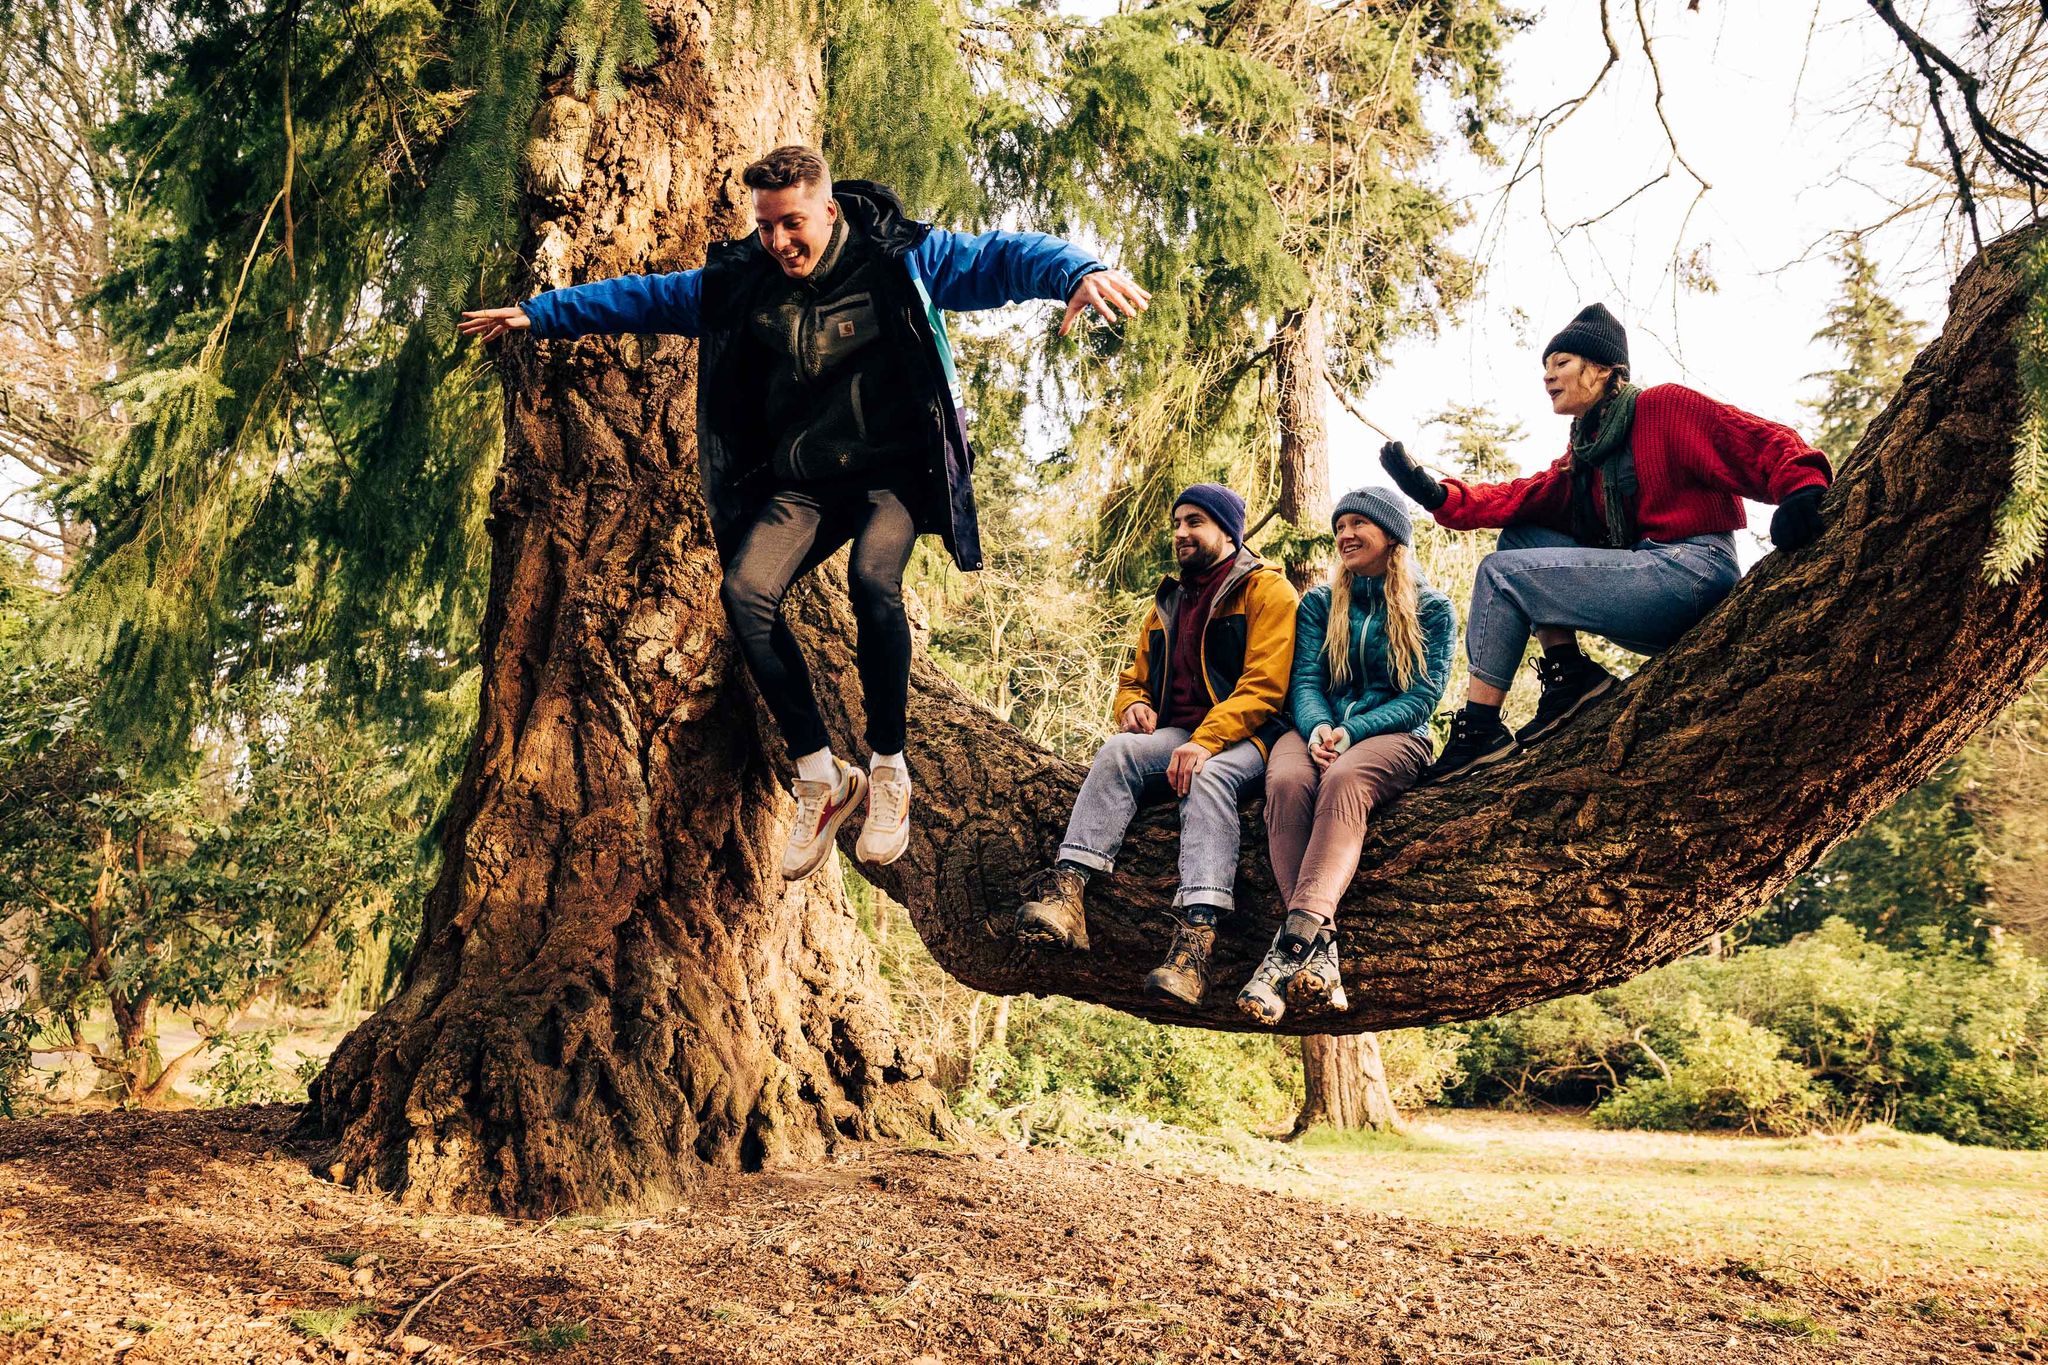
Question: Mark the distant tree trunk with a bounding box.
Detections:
[1274,300,1399,1129]
[305,2,947,1215]
[1273,303,1330,594]
[1292,1033,1399,1135]
[991,994,1012,1051]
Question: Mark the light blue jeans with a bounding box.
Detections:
[1466,524,1741,690]
[1058,727,1266,912]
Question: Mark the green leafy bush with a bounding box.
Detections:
[1590,1003,1821,1135]
[1442,919,2048,1147]
[964,994,1300,1134]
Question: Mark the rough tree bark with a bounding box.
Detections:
[1291,1033,1400,1135]
[803,223,2048,1036]
[1273,302,1400,1133]
[305,1,947,1214]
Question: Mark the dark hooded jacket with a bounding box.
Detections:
[522,181,1106,570]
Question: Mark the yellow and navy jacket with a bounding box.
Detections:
[1112,547,1300,758]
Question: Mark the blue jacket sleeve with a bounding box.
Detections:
[911,227,1106,313]
[1288,588,1339,741]
[1342,593,1455,743]
[521,269,704,339]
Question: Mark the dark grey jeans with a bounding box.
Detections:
[719,481,918,757]
[1465,524,1741,689]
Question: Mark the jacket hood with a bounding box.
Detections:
[830,180,931,256]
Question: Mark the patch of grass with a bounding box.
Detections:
[0,1311,50,1335]
[287,1303,375,1341]
[521,1320,590,1352]
[1745,1307,1836,1340]
[1290,1124,1455,1155]
[1244,1109,2048,1285]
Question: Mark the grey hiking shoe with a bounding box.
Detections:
[1236,911,1323,1026]
[1016,865,1091,951]
[1286,925,1349,1016]
[1144,916,1216,1006]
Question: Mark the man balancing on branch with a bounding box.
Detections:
[460,144,1150,881]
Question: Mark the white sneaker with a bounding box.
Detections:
[856,764,912,866]
[781,759,867,881]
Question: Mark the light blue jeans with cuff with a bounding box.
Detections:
[1466,524,1741,690]
[1057,726,1266,914]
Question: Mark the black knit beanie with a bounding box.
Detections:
[1543,303,1629,369]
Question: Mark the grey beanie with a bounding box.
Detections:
[1332,485,1414,547]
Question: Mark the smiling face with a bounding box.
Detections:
[753,181,839,278]
[1544,352,1615,419]
[1333,512,1394,577]
[1171,505,1233,570]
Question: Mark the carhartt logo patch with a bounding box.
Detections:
[837,320,856,338]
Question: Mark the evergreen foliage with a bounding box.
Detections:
[1988,233,2048,584]
[1804,240,1923,465]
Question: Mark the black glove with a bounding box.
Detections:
[1379,440,1446,511]
[1770,486,1826,552]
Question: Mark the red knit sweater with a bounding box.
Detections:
[1434,384,1831,541]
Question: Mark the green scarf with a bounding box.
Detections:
[1567,380,1642,549]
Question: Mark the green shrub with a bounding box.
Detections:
[198,1029,305,1107]
[964,995,1299,1134]
[1591,1004,1821,1135]
[1379,1026,1467,1109]
[1446,919,2048,1148]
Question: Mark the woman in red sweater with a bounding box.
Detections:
[1380,304,1833,784]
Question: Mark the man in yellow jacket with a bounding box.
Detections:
[1016,484,1299,1005]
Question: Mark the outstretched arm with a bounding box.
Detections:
[459,270,706,342]
[913,228,1149,333]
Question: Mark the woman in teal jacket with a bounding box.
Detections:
[1238,487,1455,1026]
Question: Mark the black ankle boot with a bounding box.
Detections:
[1515,655,1619,746]
[1422,709,1517,785]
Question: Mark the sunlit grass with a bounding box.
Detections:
[1240,1110,2048,1282]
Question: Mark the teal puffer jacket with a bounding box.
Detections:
[1288,573,1455,743]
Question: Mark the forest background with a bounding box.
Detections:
[0,0,2044,1162]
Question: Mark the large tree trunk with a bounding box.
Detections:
[305,1,946,1214]
[820,224,2048,1035]
[1291,1033,1399,1135]
[1272,301,1399,1130]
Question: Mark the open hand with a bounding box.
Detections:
[1166,740,1210,797]
[1121,701,1158,734]
[1061,269,1151,337]
[457,306,532,343]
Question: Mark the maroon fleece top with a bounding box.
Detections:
[1162,552,1234,732]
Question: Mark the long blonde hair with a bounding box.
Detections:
[1323,544,1425,692]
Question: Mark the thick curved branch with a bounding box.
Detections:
[795,224,2048,1036]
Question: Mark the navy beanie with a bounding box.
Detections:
[1173,483,1247,547]
[1332,485,1413,547]
[1543,303,1629,369]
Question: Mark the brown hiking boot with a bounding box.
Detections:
[1144,916,1216,1006]
[1016,865,1091,951]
